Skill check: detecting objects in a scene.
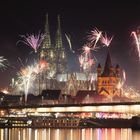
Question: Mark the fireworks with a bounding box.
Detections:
[88,28,113,49]
[16,60,49,102]
[79,55,84,68]
[82,44,91,54]
[65,34,75,53]
[39,59,49,70]
[79,28,101,72]
[17,65,37,102]
[19,32,45,53]
[122,70,126,81]
[87,28,102,48]
[123,86,140,99]
[116,70,126,90]
[0,56,8,70]
[131,31,140,61]
[78,44,96,72]
[101,33,113,47]
[0,88,9,94]
[88,59,94,66]
[11,56,50,100]
[82,29,113,73]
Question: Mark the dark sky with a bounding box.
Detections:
[0,0,140,90]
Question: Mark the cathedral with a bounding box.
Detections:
[39,14,67,91]
[40,14,67,75]
[37,14,122,98]
[38,14,96,96]
[24,14,122,98]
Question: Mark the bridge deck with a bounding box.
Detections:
[1,102,140,114]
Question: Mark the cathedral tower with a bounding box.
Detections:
[39,14,56,91]
[97,51,121,97]
[40,14,52,59]
[40,14,56,77]
[38,14,67,90]
[55,15,67,74]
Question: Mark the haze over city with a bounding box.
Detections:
[0,1,140,91]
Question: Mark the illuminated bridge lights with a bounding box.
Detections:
[7,104,140,115]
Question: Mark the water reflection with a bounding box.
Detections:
[0,128,139,140]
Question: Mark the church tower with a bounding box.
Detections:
[38,14,56,91]
[40,14,56,77]
[38,14,67,90]
[40,14,52,59]
[55,15,67,74]
[97,51,121,97]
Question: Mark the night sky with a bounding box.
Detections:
[0,1,140,90]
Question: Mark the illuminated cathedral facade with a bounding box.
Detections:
[31,14,122,98]
[38,14,123,98]
[40,14,67,75]
[38,14,67,91]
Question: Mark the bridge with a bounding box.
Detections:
[0,102,140,128]
[1,102,140,116]
[35,103,140,114]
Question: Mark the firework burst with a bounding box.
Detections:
[123,86,140,99]
[131,31,140,61]
[15,56,50,101]
[82,44,91,55]
[19,32,45,53]
[16,59,49,102]
[116,70,126,91]
[0,56,8,70]
[101,33,113,47]
[17,65,36,102]
[122,70,126,82]
[87,28,102,48]
[79,55,84,68]
[65,33,75,53]
[79,44,97,72]
[39,59,49,70]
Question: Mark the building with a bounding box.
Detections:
[11,15,124,102]
[39,14,67,76]
[97,51,121,97]
[38,14,97,95]
[39,14,67,91]
[1,49,131,105]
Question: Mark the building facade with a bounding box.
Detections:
[39,14,67,91]
[97,51,121,97]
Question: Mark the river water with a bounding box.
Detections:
[0,128,140,140]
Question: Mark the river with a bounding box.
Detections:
[0,128,140,140]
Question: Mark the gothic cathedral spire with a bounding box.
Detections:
[55,15,67,74]
[43,14,51,49]
[40,14,52,59]
[55,15,63,49]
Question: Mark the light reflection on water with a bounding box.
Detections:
[0,128,139,140]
